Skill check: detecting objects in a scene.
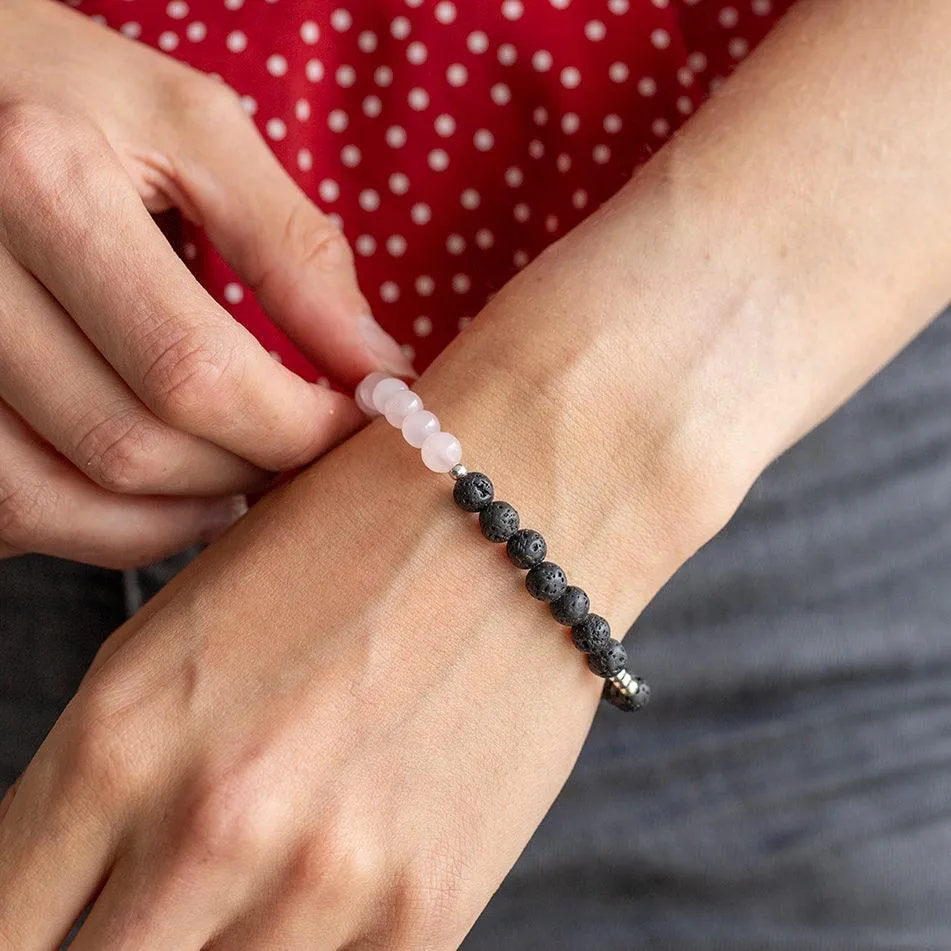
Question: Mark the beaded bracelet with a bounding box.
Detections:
[355,372,650,713]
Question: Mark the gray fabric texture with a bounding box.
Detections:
[1,307,950,949]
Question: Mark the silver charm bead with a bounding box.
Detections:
[449,463,468,480]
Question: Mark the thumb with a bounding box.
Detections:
[171,89,416,387]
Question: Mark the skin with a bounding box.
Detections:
[0,0,415,568]
[3,0,951,947]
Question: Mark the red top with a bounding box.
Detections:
[73,0,791,379]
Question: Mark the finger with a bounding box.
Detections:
[0,105,363,472]
[0,246,269,496]
[0,402,246,568]
[164,81,417,386]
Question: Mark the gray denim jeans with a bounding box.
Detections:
[3,308,951,950]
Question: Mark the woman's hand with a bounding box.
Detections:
[0,0,413,568]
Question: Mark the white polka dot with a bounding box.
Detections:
[380,281,400,302]
[533,107,549,126]
[306,59,325,82]
[389,172,410,194]
[405,0,423,6]
[435,1,457,23]
[357,31,378,53]
[407,41,428,64]
[408,87,429,110]
[609,62,629,82]
[651,29,670,49]
[328,109,349,132]
[300,20,319,43]
[167,1,188,19]
[561,112,580,134]
[120,22,141,38]
[386,125,407,148]
[491,83,512,105]
[505,166,523,187]
[428,148,449,171]
[319,179,340,202]
[678,66,694,86]
[501,0,523,20]
[528,139,545,159]
[183,242,197,261]
[387,235,407,256]
[391,15,411,38]
[550,0,570,7]
[413,316,433,337]
[330,8,352,31]
[375,65,394,86]
[224,282,244,304]
[461,188,481,210]
[752,0,772,14]
[474,129,494,151]
[158,31,179,51]
[265,118,287,140]
[458,316,472,331]
[652,0,669,6]
[651,117,670,137]
[497,43,518,66]
[513,249,529,268]
[295,98,311,121]
[709,76,726,93]
[718,6,739,27]
[514,202,530,222]
[363,95,382,117]
[556,153,571,172]
[359,189,381,211]
[585,20,606,41]
[729,37,749,59]
[224,0,243,9]
[532,50,553,72]
[297,148,313,171]
[317,375,331,387]
[561,67,581,88]
[240,95,257,115]
[411,203,431,225]
[687,51,707,72]
[186,21,206,41]
[446,234,466,254]
[572,189,587,209]
[335,65,355,87]
[328,213,344,229]
[268,349,283,363]
[415,275,435,296]
[356,234,376,256]
[341,144,361,166]
[401,343,415,361]
[452,273,471,294]
[603,113,622,133]
[475,228,494,249]
[607,0,629,12]
[637,76,656,97]
[593,144,611,164]
[545,214,559,233]
[447,63,468,86]
[467,31,489,54]
[435,113,456,136]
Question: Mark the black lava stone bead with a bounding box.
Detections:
[570,613,611,653]
[479,501,519,542]
[506,529,547,569]
[551,586,590,627]
[586,639,627,677]
[525,561,567,602]
[453,472,494,513]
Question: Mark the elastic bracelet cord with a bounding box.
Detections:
[356,372,651,714]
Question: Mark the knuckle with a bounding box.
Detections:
[286,826,381,900]
[139,322,239,425]
[73,408,167,494]
[165,74,247,130]
[0,479,55,549]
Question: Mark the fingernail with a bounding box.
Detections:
[199,494,249,545]
[357,314,418,379]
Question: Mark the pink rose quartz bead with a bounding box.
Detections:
[355,372,387,415]
[371,376,408,413]
[401,410,440,448]
[383,389,423,427]
[421,431,463,473]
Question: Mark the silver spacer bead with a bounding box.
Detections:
[608,668,641,698]
[449,463,468,480]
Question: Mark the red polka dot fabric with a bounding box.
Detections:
[68,0,792,379]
